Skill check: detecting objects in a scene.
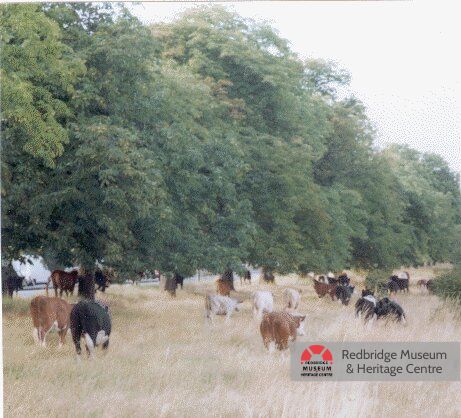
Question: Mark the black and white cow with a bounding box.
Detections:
[70,300,111,358]
[335,284,355,305]
[374,297,406,322]
[355,289,377,321]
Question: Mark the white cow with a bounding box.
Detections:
[283,288,301,310]
[253,290,274,319]
[205,293,242,322]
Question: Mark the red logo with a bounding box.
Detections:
[301,344,333,364]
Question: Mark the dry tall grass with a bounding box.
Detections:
[3,271,461,418]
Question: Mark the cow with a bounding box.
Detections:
[326,272,338,284]
[283,288,301,310]
[260,311,306,351]
[338,273,350,286]
[240,270,251,285]
[355,289,377,321]
[417,279,428,288]
[221,269,235,291]
[335,285,355,305]
[205,293,242,323]
[262,270,275,284]
[426,279,436,293]
[70,299,111,358]
[374,297,406,323]
[78,274,96,300]
[216,278,232,296]
[95,269,111,292]
[2,273,23,297]
[388,275,409,293]
[312,279,337,300]
[46,270,79,297]
[30,296,74,347]
[253,290,274,318]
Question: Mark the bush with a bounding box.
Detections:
[365,269,392,295]
[433,267,461,303]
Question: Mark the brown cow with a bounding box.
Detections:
[46,270,79,297]
[312,279,337,300]
[260,311,306,351]
[30,296,74,347]
[216,278,232,296]
[417,279,428,288]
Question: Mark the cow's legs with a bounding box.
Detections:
[58,328,68,348]
[84,333,95,358]
[32,328,40,345]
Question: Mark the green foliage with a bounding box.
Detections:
[433,267,461,302]
[1,4,460,277]
[365,269,393,295]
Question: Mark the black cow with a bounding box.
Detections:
[2,265,23,297]
[355,289,377,321]
[70,300,111,358]
[95,270,110,292]
[388,275,409,293]
[335,285,355,305]
[338,274,350,286]
[374,297,405,322]
[262,271,275,284]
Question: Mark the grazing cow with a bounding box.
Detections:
[216,278,232,296]
[205,293,242,322]
[426,279,436,293]
[374,297,406,323]
[30,296,74,347]
[260,312,306,351]
[70,300,111,358]
[47,270,79,297]
[388,275,409,293]
[387,280,400,294]
[174,273,185,289]
[262,270,275,284]
[312,279,337,300]
[221,269,235,291]
[417,279,428,288]
[335,285,355,306]
[253,290,274,318]
[95,269,111,292]
[283,288,301,310]
[240,270,251,285]
[338,273,350,286]
[355,289,377,321]
[2,269,23,297]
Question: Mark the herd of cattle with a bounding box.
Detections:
[3,267,429,357]
[204,270,409,351]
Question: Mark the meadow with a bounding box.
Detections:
[3,267,461,418]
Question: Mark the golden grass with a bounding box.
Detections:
[3,271,461,418]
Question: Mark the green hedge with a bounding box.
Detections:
[364,269,393,295]
[433,267,461,302]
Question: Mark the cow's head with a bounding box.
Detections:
[362,288,374,297]
[293,314,306,336]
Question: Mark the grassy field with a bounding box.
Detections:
[3,268,461,418]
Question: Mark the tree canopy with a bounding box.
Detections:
[2,4,460,277]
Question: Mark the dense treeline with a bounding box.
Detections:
[1,4,460,278]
